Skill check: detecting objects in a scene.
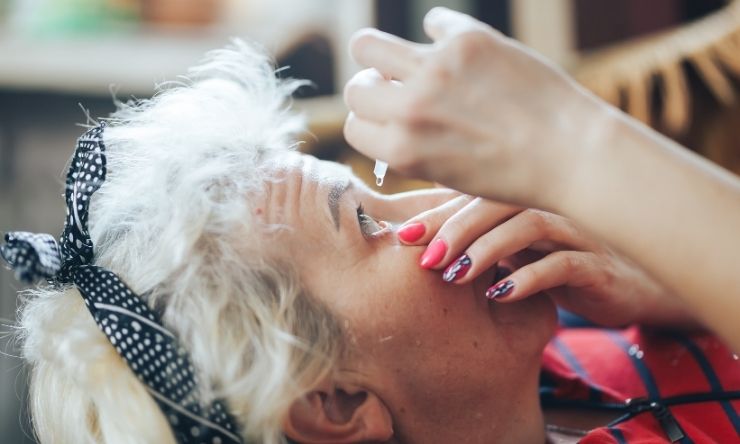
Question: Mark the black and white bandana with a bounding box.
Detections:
[1,124,243,444]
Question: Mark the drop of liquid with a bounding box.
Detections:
[733,354,739,361]
[376,176,384,186]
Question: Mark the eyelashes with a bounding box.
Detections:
[356,204,389,238]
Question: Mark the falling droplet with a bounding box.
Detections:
[376,176,384,186]
[733,354,739,361]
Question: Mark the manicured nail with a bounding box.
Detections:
[397,222,426,243]
[419,238,447,269]
[485,280,515,300]
[442,254,472,282]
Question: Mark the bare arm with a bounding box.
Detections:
[560,103,740,347]
[344,7,740,349]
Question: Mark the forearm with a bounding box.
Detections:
[634,277,704,331]
[558,103,740,349]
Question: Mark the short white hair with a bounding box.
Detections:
[18,40,343,444]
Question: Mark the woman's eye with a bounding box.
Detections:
[359,213,383,234]
[356,204,387,237]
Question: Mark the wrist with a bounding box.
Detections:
[538,88,624,214]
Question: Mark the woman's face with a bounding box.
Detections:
[264,153,557,443]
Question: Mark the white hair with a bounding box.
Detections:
[17,40,343,444]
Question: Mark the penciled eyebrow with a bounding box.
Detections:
[327,179,353,231]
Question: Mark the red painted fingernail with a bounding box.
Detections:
[443,254,472,282]
[485,280,515,300]
[397,222,426,243]
[420,238,447,269]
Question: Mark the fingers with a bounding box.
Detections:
[396,194,475,245]
[429,199,520,273]
[487,251,605,302]
[423,7,494,42]
[343,112,398,162]
[350,28,423,80]
[381,187,462,222]
[398,197,522,278]
[344,111,442,179]
[440,209,594,284]
[344,69,409,123]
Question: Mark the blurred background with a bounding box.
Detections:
[1,0,739,441]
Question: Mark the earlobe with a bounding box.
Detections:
[283,387,393,443]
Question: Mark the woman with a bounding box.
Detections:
[3,43,737,444]
[343,7,740,353]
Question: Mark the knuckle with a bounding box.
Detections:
[526,209,551,235]
[343,80,360,108]
[350,29,378,57]
[344,69,381,109]
[427,61,453,85]
[388,134,421,172]
[453,30,494,62]
[552,251,577,275]
[440,216,468,240]
[398,95,430,125]
[388,126,413,150]
[516,265,537,285]
[343,115,358,143]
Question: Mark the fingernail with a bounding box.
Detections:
[442,254,472,282]
[485,280,515,300]
[397,222,426,243]
[420,238,447,269]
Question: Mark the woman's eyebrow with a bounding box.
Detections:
[327,179,353,231]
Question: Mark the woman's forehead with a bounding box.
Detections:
[268,152,358,186]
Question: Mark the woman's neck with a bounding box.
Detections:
[476,365,546,444]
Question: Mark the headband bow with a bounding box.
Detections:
[1,124,243,444]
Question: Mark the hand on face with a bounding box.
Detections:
[271,156,557,443]
[397,195,696,328]
[343,7,604,209]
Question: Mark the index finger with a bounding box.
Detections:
[350,28,423,80]
[423,7,494,42]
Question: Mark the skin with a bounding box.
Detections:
[343,8,740,351]
[262,153,557,443]
[399,197,698,329]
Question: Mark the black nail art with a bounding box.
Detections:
[442,254,472,282]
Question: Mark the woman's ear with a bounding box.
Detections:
[283,384,393,444]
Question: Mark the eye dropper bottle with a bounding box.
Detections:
[374,160,388,187]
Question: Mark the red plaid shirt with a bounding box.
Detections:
[541,325,740,443]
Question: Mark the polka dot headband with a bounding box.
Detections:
[1,124,243,444]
